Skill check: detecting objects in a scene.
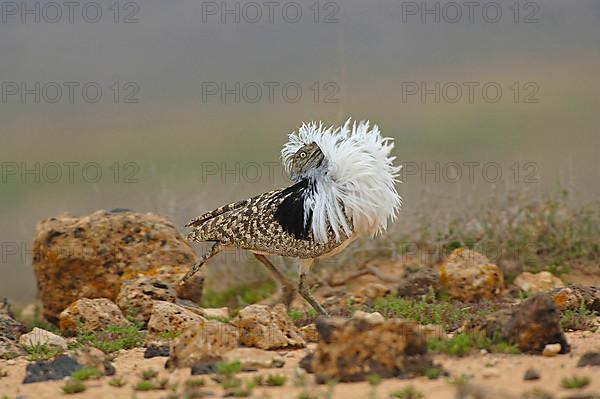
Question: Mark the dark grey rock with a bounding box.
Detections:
[299,352,313,374]
[190,362,218,375]
[524,368,541,380]
[1,299,26,359]
[0,298,26,341]
[23,355,82,384]
[144,344,170,359]
[577,352,600,367]
[104,362,116,376]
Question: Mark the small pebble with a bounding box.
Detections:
[143,344,170,359]
[7,360,16,366]
[542,343,561,357]
[482,368,500,378]
[523,368,541,381]
[191,362,218,375]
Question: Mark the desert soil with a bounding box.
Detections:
[1,331,598,399]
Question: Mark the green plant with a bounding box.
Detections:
[449,374,471,386]
[141,368,158,380]
[561,376,590,389]
[158,331,180,341]
[288,308,317,326]
[62,380,86,394]
[24,343,63,361]
[221,376,242,389]
[157,378,169,389]
[324,379,338,399]
[134,380,156,391]
[227,379,256,397]
[428,334,473,357]
[390,386,425,399]
[264,374,286,386]
[396,190,600,275]
[185,378,206,388]
[428,333,519,357]
[288,309,305,321]
[216,360,242,376]
[423,367,443,380]
[367,374,382,399]
[560,303,598,331]
[108,376,126,387]
[75,324,144,353]
[201,281,276,309]
[522,388,554,399]
[71,367,102,381]
[369,295,479,331]
[298,392,318,399]
[204,315,231,324]
[229,388,251,397]
[367,374,382,386]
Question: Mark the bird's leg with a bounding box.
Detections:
[254,253,296,308]
[180,241,222,285]
[298,259,329,316]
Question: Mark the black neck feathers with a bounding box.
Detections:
[274,179,314,240]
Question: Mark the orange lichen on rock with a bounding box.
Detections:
[438,248,505,302]
[32,210,200,322]
[307,318,432,382]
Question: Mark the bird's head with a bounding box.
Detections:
[289,142,327,181]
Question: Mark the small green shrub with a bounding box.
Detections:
[560,303,598,331]
[140,368,158,380]
[367,374,382,386]
[201,281,276,309]
[75,325,144,353]
[220,376,242,389]
[62,380,86,394]
[216,360,242,376]
[158,331,179,341]
[24,343,63,361]
[185,378,205,388]
[561,376,590,389]
[108,376,126,387]
[369,295,484,331]
[428,333,519,357]
[390,386,425,399]
[71,367,102,381]
[134,380,155,391]
[264,374,287,386]
[423,367,443,380]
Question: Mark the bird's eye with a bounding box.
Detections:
[299,151,307,159]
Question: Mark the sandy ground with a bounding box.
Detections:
[1,331,599,399]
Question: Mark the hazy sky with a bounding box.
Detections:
[1,0,599,300]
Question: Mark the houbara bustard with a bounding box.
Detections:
[181,119,402,315]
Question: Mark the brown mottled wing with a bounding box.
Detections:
[185,199,249,228]
[186,188,285,243]
[186,183,346,259]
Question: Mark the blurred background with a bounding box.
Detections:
[1,0,599,302]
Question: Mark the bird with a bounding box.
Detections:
[181,119,402,315]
